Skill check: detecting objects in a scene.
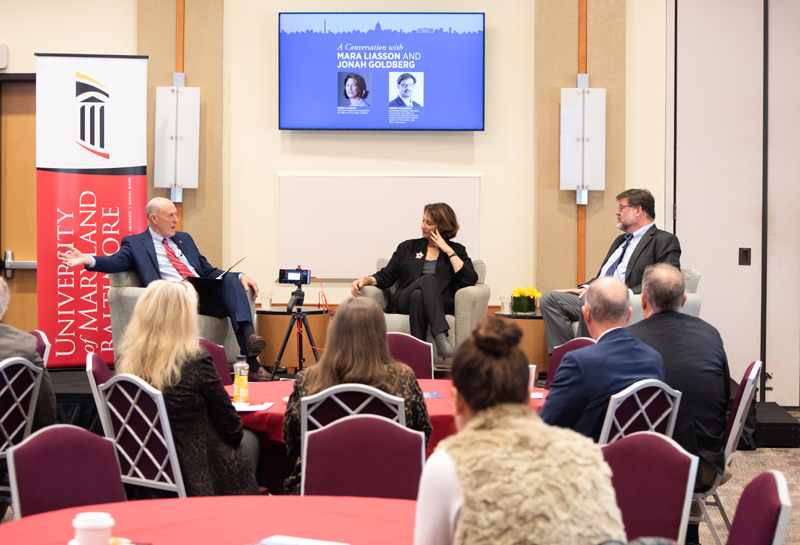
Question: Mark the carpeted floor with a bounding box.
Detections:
[698,444,799,544]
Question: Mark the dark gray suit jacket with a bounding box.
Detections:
[628,311,730,474]
[590,224,681,294]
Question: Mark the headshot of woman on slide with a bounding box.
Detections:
[351,203,478,358]
[343,72,370,107]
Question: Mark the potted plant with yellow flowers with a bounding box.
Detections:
[511,286,542,313]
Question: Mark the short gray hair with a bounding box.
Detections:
[0,277,10,319]
[642,263,684,313]
[585,277,630,324]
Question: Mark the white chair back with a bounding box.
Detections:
[692,360,762,545]
[598,378,682,445]
[99,373,186,497]
[300,383,405,448]
[0,357,43,501]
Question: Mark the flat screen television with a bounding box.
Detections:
[279,13,485,131]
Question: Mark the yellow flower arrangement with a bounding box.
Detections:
[512,286,542,299]
[511,286,541,313]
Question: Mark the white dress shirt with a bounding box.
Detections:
[89,227,198,281]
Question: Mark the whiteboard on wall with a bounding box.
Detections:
[278,175,481,279]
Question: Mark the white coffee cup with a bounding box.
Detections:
[528,365,537,392]
[72,512,114,545]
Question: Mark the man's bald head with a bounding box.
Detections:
[584,277,631,327]
[145,198,178,238]
[642,263,685,313]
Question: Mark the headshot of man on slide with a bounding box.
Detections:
[389,72,423,108]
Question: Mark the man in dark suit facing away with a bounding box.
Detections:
[58,197,267,381]
[540,188,681,354]
[539,276,665,441]
[627,263,731,545]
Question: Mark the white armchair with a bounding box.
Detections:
[570,268,702,335]
[361,259,490,365]
[107,271,255,363]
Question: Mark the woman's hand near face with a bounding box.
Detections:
[432,229,464,273]
[430,228,452,254]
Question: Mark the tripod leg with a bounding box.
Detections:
[302,314,321,362]
[270,314,298,381]
[295,314,305,373]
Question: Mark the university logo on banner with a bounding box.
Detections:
[36,54,148,367]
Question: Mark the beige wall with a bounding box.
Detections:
[535,0,627,292]
[626,1,667,222]
[138,0,224,266]
[0,0,137,73]
[224,1,536,305]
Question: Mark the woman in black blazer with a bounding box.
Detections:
[351,203,478,357]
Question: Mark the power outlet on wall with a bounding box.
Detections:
[739,248,751,266]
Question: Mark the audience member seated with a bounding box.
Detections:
[115,280,259,498]
[539,277,665,441]
[413,317,626,545]
[0,277,57,518]
[539,188,681,353]
[282,296,432,495]
[350,202,478,358]
[627,263,731,545]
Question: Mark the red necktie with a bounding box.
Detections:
[163,238,196,279]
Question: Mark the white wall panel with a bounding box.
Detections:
[674,0,764,389]
[766,0,800,405]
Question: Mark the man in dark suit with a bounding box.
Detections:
[539,277,665,441]
[389,73,422,107]
[627,263,730,545]
[58,198,267,380]
[540,188,681,353]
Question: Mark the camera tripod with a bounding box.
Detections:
[268,284,321,381]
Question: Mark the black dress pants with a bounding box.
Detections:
[396,275,450,341]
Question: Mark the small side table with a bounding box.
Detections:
[256,306,330,374]
[494,311,550,375]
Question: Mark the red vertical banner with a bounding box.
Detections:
[36,55,148,367]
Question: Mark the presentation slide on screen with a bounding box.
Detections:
[279,13,485,130]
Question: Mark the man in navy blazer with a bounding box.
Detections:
[539,276,665,441]
[58,198,267,379]
[540,188,681,353]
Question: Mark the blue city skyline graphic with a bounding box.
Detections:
[280,13,484,35]
[279,13,485,130]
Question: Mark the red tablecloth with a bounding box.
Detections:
[0,495,416,545]
[226,379,548,457]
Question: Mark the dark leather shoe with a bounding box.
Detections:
[248,371,270,382]
[246,334,266,356]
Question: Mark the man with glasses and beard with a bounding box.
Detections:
[539,189,681,353]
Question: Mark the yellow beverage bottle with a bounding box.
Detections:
[233,356,249,403]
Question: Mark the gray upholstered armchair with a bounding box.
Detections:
[569,268,702,335]
[107,271,255,364]
[361,258,490,365]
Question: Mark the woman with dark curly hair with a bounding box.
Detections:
[413,316,626,545]
[351,203,478,358]
[343,73,370,106]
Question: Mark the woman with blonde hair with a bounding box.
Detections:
[282,296,432,494]
[117,280,258,497]
[413,317,626,545]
